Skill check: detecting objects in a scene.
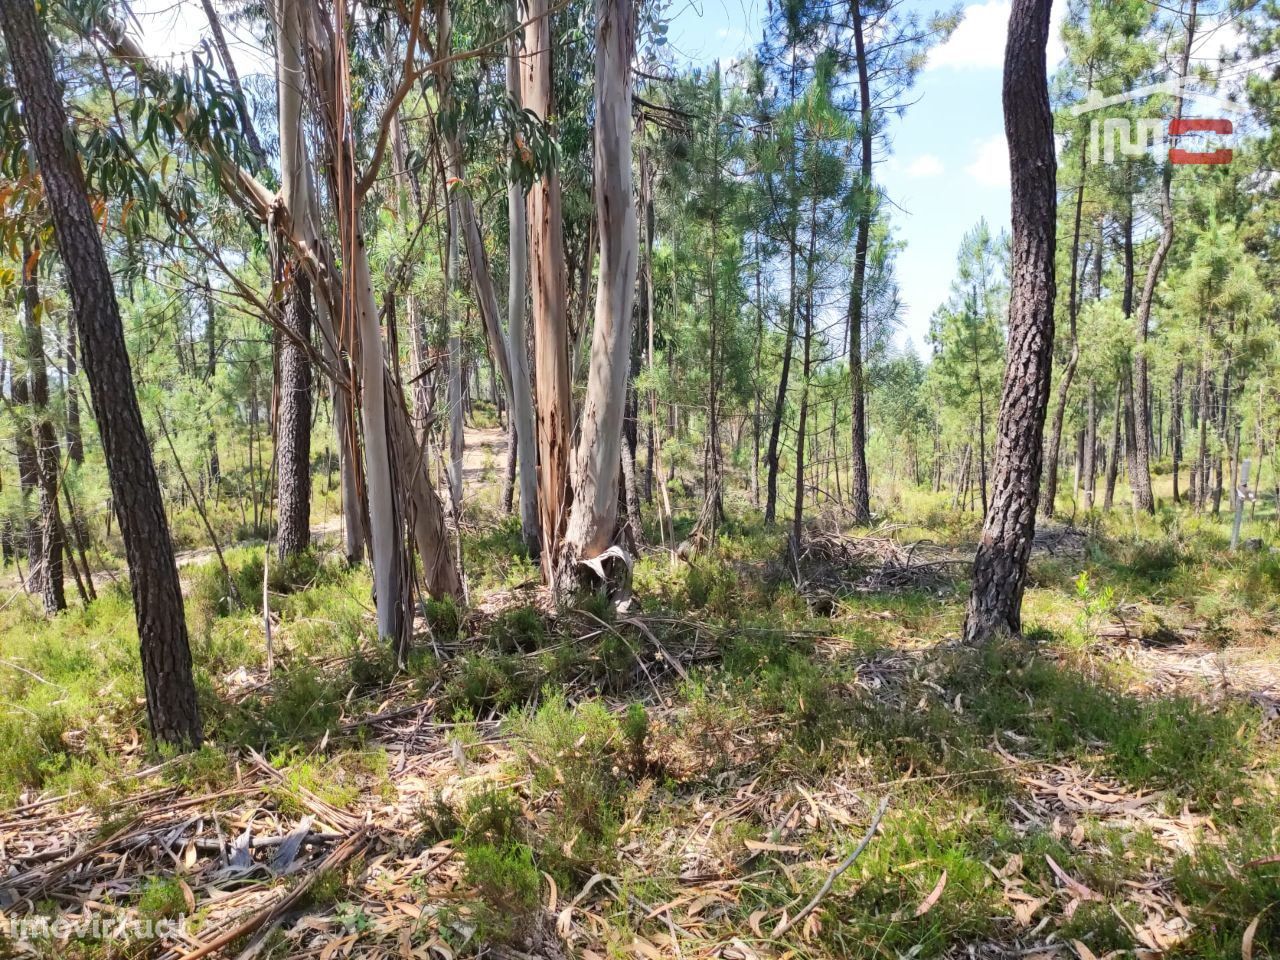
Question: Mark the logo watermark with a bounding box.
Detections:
[3,913,190,944]
[1071,80,1244,166]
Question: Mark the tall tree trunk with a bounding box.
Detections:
[63,307,83,464]
[505,19,540,554]
[12,313,39,588]
[275,0,365,563]
[202,276,221,490]
[446,185,465,513]
[765,226,798,524]
[1195,350,1210,510]
[275,269,314,560]
[1082,378,1097,509]
[558,0,637,593]
[964,0,1057,645]
[272,0,315,562]
[1119,202,1140,496]
[21,243,67,614]
[522,0,573,581]
[313,0,413,643]
[792,199,817,552]
[1130,0,1197,515]
[847,0,873,524]
[3,0,200,742]
[1104,375,1121,511]
[1171,361,1183,503]
[752,237,763,508]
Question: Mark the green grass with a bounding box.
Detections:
[2,488,1279,957]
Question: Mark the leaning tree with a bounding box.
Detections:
[963,0,1058,644]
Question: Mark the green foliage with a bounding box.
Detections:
[488,606,547,654]
[519,695,627,877]
[461,842,542,944]
[137,878,187,920]
[442,654,534,716]
[424,595,462,643]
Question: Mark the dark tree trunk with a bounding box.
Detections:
[792,286,813,553]
[12,321,39,586]
[1082,379,1097,509]
[276,270,314,561]
[21,243,66,614]
[764,235,798,525]
[1118,204,1141,497]
[964,0,1057,645]
[1171,361,1183,503]
[847,0,873,524]
[63,308,83,464]
[3,0,201,745]
[1104,375,1122,511]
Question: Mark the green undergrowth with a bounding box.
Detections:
[2,501,1279,956]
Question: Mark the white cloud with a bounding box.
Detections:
[929,0,1066,72]
[965,135,1009,188]
[906,154,945,178]
[930,0,1009,70]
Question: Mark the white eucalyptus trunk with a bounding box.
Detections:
[353,238,405,641]
[507,12,540,554]
[559,0,637,584]
[446,190,465,512]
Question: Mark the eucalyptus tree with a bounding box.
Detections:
[522,0,574,582]
[505,0,539,556]
[557,0,639,594]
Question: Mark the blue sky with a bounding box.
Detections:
[665,0,1064,351]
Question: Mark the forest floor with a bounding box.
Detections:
[0,472,1278,960]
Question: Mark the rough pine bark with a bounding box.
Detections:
[764,237,798,524]
[1104,375,1121,511]
[557,0,638,594]
[847,0,873,524]
[11,309,39,587]
[3,0,200,742]
[63,309,83,464]
[276,271,314,560]
[1171,361,1183,503]
[963,0,1057,645]
[1082,379,1097,508]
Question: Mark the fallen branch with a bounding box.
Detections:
[771,794,890,938]
[173,826,369,960]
